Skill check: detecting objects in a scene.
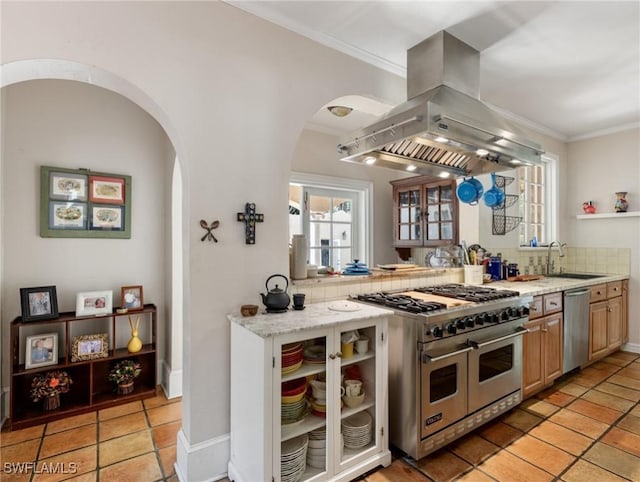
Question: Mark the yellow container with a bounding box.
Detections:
[341,342,354,358]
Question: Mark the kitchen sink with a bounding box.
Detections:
[545,273,605,280]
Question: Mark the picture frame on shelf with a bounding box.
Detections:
[71,333,109,362]
[75,290,112,317]
[20,286,59,322]
[40,166,131,239]
[121,285,144,311]
[25,333,58,369]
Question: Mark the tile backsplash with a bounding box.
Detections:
[482,247,630,276]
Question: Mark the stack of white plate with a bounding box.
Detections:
[342,411,372,449]
[306,427,326,469]
[281,434,308,482]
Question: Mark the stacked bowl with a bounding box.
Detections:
[281,377,309,425]
[282,342,303,375]
[306,427,327,469]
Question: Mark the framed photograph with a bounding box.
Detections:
[25,333,58,369]
[49,202,87,230]
[20,286,59,322]
[89,175,125,204]
[90,205,124,231]
[71,333,109,362]
[76,290,113,316]
[40,166,131,239]
[121,285,144,311]
[49,171,88,201]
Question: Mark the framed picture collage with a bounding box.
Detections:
[40,166,132,238]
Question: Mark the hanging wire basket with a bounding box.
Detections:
[494,175,515,189]
[492,194,519,210]
[492,215,522,235]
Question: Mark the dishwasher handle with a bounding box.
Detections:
[565,289,590,297]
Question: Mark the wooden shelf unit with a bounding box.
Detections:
[7,304,157,431]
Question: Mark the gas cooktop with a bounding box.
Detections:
[353,283,521,315]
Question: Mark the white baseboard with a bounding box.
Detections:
[175,429,229,482]
[162,360,183,399]
[622,342,640,353]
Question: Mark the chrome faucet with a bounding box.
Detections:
[547,241,567,274]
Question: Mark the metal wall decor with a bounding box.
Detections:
[200,220,220,242]
[237,202,264,244]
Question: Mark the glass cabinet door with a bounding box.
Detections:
[395,186,422,246]
[424,182,456,245]
[276,331,330,482]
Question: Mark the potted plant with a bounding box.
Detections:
[30,370,72,411]
[108,359,142,395]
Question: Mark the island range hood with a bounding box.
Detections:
[337,31,544,178]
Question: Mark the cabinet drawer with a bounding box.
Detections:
[528,297,544,320]
[590,284,607,303]
[607,281,622,299]
[543,292,562,315]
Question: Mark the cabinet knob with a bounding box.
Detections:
[329,353,336,360]
[336,352,343,358]
[614,287,619,291]
[549,301,558,306]
[597,291,601,295]
[530,305,538,311]
[542,329,548,333]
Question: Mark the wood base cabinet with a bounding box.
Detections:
[7,305,157,430]
[523,294,563,399]
[229,312,390,482]
[589,282,623,361]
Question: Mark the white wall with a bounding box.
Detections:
[1,80,172,393]
[1,3,406,479]
[565,128,640,348]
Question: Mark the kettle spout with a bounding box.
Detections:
[260,293,267,305]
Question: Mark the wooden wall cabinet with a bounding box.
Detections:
[589,282,623,361]
[390,176,459,248]
[8,305,157,430]
[523,293,563,398]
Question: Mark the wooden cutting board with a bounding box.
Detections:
[506,274,544,282]
[400,291,473,308]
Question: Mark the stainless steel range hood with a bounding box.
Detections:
[338,31,544,178]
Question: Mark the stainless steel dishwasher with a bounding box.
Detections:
[563,288,591,373]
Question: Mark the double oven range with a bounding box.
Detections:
[353,284,531,459]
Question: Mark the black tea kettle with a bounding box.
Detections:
[261,274,290,313]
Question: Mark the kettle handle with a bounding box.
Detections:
[266,274,289,291]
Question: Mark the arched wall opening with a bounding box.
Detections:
[0,60,186,420]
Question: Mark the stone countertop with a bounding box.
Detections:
[490,273,628,297]
[292,267,454,286]
[228,300,394,338]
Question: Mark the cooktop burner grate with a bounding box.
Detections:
[356,293,447,313]
[414,284,520,302]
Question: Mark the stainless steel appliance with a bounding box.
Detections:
[337,31,544,179]
[563,288,591,373]
[353,284,531,459]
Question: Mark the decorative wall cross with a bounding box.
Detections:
[237,202,264,244]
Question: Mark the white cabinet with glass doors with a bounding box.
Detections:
[228,304,391,482]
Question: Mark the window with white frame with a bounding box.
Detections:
[517,155,558,246]
[289,173,372,270]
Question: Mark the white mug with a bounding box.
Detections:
[355,337,369,354]
[344,379,362,397]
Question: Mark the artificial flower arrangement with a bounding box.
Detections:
[30,370,72,402]
[108,359,142,385]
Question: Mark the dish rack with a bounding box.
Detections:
[492,175,522,235]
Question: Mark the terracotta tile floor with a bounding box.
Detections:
[360,350,640,482]
[1,387,181,482]
[2,351,639,482]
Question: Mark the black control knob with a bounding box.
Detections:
[466,317,476,328]
[456,319,466,330]
[476,314,486,325]
[501,310,510,321]
[521,306,530,316]
[490,313,500,323]
[446,323,457,335]
[431,326,443,338]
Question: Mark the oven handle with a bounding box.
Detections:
[469,327,529,349]
[421,346,473,363]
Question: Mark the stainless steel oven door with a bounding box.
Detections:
[420,344,472,439]
[467,326,527,413]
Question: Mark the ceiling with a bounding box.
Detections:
[228,1,640,142]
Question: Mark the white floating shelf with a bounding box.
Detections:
[576,211,640,220]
